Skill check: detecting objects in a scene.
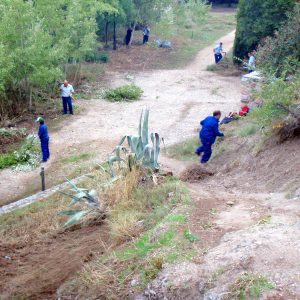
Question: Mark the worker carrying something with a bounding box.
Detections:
[196,110,224,164]
[60,80,74,115]
[36,117,50,163]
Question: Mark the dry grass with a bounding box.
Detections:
[109,210,143,245]
[0,194,68,246]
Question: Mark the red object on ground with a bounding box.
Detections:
[239,105,249,117]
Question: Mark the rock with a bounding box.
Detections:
[294,187,300,198]
[226,201,235,206]
[131,278,140,287]
[204,291,220,300]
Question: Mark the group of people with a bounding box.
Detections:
[214,41,256,73]
[37,77,224,165]
[124,25,151,47]
[37,39,256,166]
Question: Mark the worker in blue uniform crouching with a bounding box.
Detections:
[196,110,224,164]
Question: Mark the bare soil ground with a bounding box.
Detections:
[0,31,241,205]
[138,130,300,299]
[0,223,109,300]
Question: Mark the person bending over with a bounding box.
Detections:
[196,110,224,163]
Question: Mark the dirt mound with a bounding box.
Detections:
[179,164,214,182]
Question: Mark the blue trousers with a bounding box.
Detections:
[41,138,50,162]
[214,53,222,64]
[196,141,212,163]
[62,96,73,114]
[143,35,149,44]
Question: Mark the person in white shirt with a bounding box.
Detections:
[248,51,256,73]
[213,42,224,64]
[60,80,74,115]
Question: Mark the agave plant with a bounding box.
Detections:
[108,110,161,173]
[59,179,104,227]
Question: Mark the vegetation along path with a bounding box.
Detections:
[0,31,241,206]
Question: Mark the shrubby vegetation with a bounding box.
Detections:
[104,84,143,102]
[233,0,296,59]
[0,0,173,121]
[256,5,300,79]
[252,4,300,140]
[0,135,40,170]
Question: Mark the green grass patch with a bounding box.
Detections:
[165,214,187,223]
[104,84,143,102]
[237,122,260,137]
[231,273,274,299]
[168,136,198,161]
[0,152,18,169]
[183,229,199,243]
[62,152,95,163]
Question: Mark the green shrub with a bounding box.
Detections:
[252,78,300,127]
[0,127,27,137]
[0,152,18,169]
[257,5,300,78]
[231,273,274,299]
[104,84,143,102]
[0,134,40,171]
[85,51,109,63]
[233,0,296,60]
[237,122,259,137]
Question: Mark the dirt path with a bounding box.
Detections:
[0,31,241,205]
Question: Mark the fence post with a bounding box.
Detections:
[40,167,46,191]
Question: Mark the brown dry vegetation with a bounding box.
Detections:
[0,166,189,299]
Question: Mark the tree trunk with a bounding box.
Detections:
[105,21,109,46]
[113,14,117,50]
[129,20,137,47]
[29,86,33,111]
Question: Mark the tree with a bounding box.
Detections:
[256,4,300,78]
[233,0,296,60]
[0,0,115,119]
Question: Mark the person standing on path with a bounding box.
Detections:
[36,117,50,163]
[213,42,224,64]
[248,51,256,73]
[143,25,150,44]
[60,80,74,115]
[196,110,224,164]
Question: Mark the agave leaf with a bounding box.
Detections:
[64,210,89,227]
[142,110,149,146]
[154,133,161,168]
[75,191,88,199]
[58,210,83,216]
[85,189,99,205]
[138,110,143,136]
[108,155,125,165]
[66,179,81,192]
[118,135,127,146]
[143,144,151,165]
[58,190,81,206]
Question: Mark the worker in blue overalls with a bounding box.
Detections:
[36,117,50,162]
[196,110,224,164]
